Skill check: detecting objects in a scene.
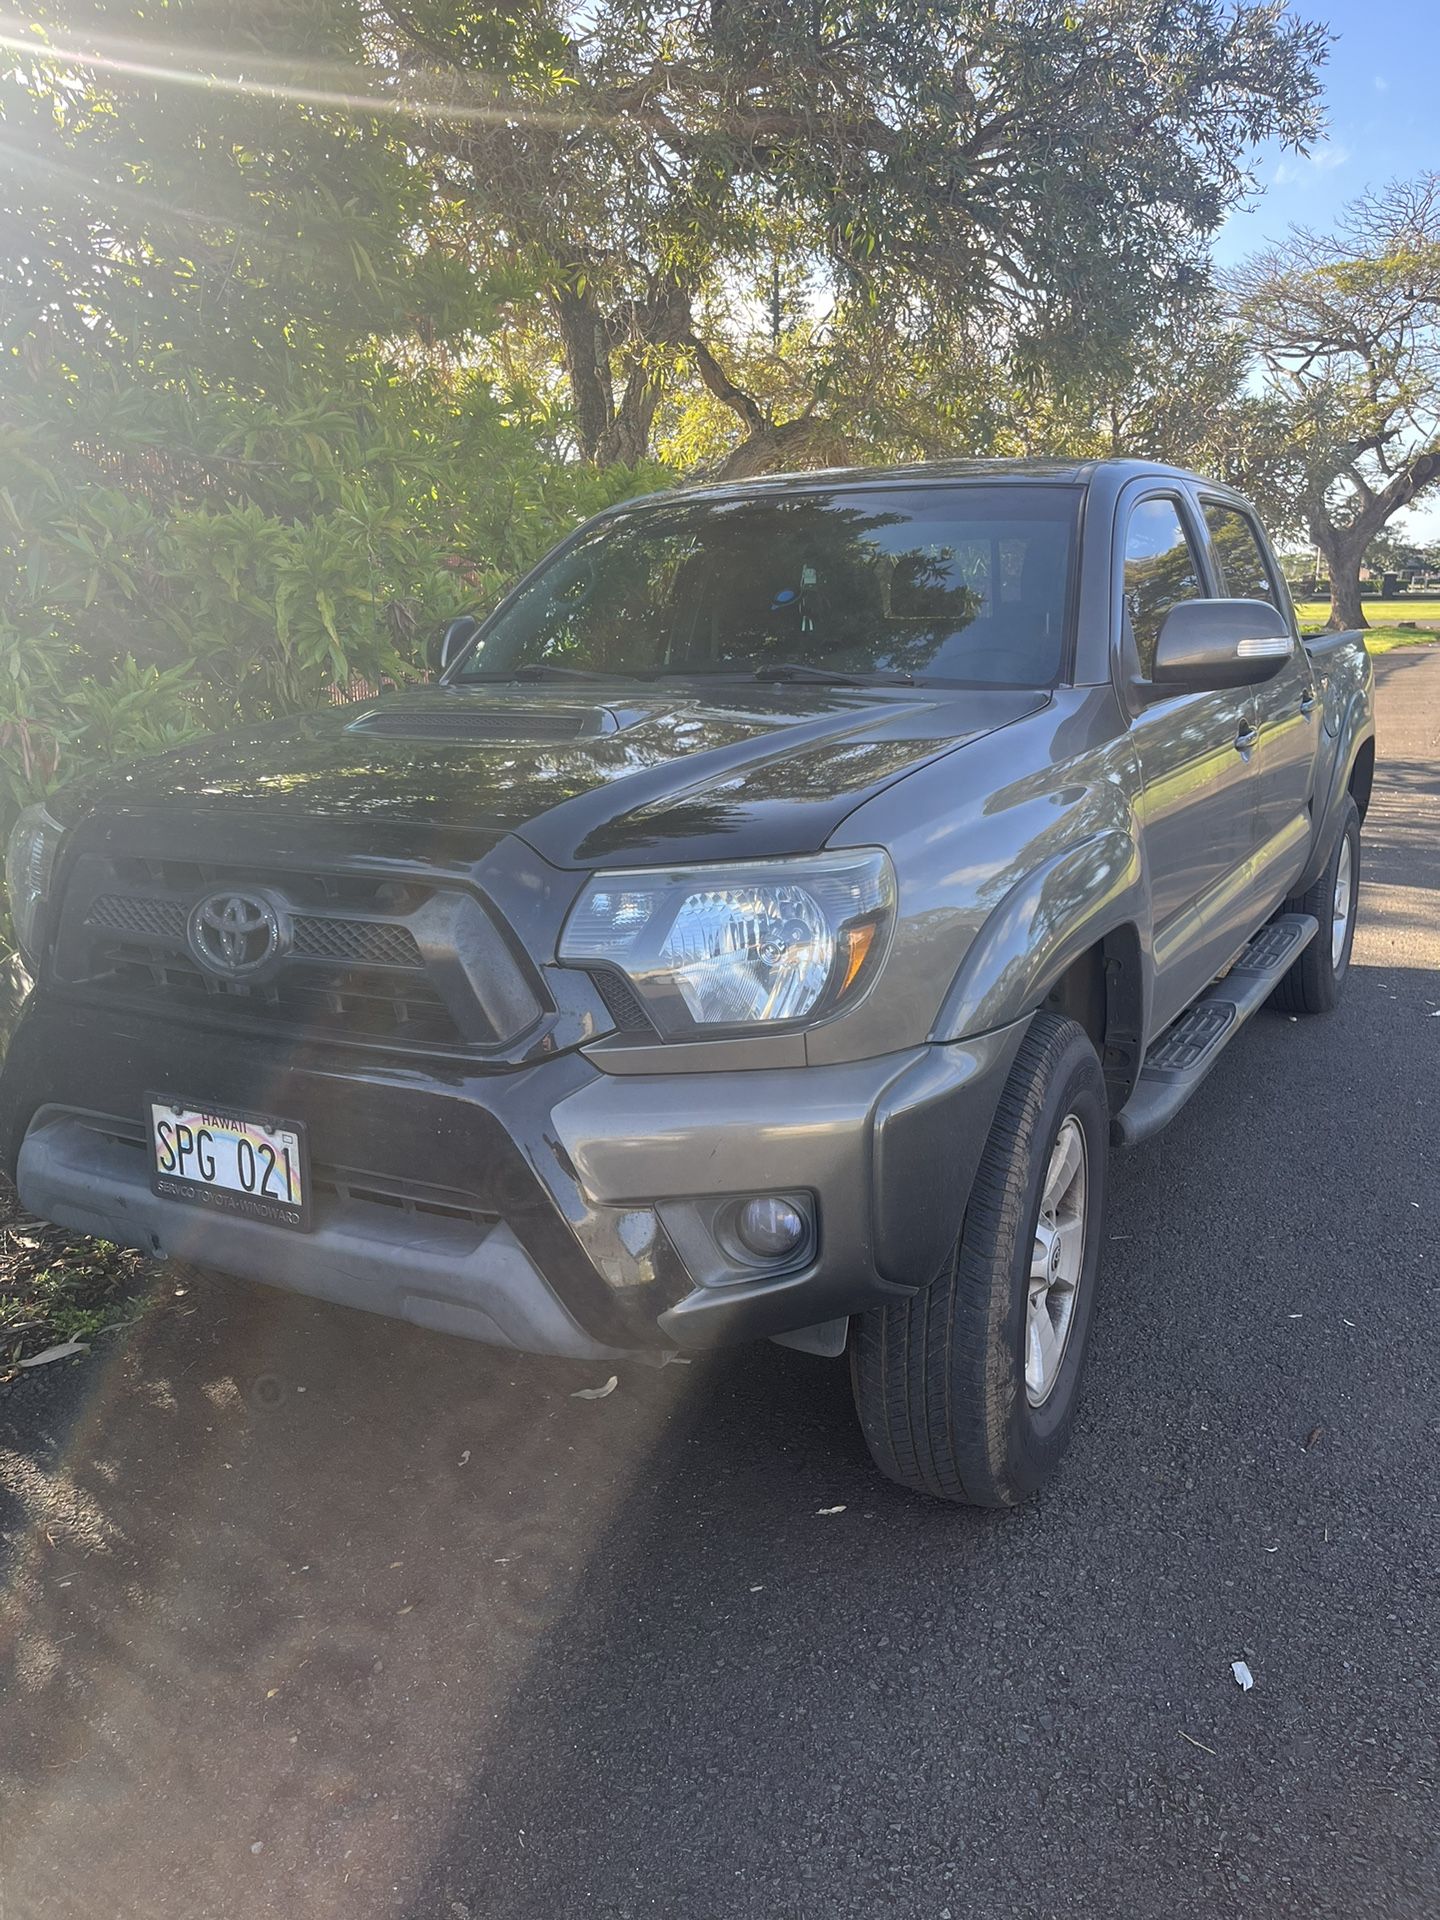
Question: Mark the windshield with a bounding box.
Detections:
[452,484,1080,688]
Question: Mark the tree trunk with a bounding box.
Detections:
[1310,450,1440,632]
[1313,526,1369,632]
[549,287,614,464]
[596,356,666,465]
[556,281,692,465]
[1327,566,1368,633]
[689,336,849,478]
[713,414,849,479]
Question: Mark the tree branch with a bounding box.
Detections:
[689,335,766,434]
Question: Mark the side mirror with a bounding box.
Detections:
[1152,598,1293,691]
[429,615,479,677]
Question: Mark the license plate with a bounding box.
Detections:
[147,1094,312,1231]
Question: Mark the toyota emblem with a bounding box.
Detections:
[187,890,283,976]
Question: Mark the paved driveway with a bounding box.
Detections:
[2,650,1436,1920]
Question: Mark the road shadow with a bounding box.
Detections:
[0,1274,757,1918]
[1369,645,1440,681]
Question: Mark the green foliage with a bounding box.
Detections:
[0,1,662,833]
[1229,173,1440,627]
[0,0,1345,841]
[382,0,1330,471]
[0,380,658,824]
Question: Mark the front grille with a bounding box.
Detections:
[311,1169,498,1230]
[87,893,186,940]
[54,853,545,1056]
[95,945,460,1046]
[290,918,422,969]
[85,893,425,972]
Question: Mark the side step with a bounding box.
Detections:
[1112,912,1319,1148]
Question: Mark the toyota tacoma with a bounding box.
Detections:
[1,459,1375,1504]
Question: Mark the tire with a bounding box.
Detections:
[850,1014,1108,1507]
[1271,795,1360,1016]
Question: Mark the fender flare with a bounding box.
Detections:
[931,829,1152,1046]
[1292,719,1375,898]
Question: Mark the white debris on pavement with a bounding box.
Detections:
[571,1375,619,1400]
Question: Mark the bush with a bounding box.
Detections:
[0,0,669,955]
[0,377,664,836]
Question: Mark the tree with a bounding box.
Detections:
[1362,530,1440,578]
[368,0,1329,471]
[981,287,1258,470]
[0,0,653,826]
[1230,173,1440,630]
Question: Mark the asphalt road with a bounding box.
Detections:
[2,650,1437,1920]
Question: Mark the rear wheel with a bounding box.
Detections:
[850,1014,1108,1506]
[1271,795,1360,1016]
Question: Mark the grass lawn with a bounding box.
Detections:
[1357,625,1440,654]
[1,1180,148,1381]
[1292,619,1440,653]
[1294,597,1440,627]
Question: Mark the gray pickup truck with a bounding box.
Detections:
[2,458,1374,1504]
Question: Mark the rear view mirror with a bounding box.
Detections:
[430,615,479,677]
[1152,599,1293,691]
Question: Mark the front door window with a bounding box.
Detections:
[1122,497,1205,679]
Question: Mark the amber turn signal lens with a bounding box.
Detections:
[837,919,878,996]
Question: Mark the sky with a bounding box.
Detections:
[1213,0,1440,542]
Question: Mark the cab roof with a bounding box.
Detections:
[628,455,1216,510]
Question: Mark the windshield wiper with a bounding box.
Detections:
[752,662,915,687]
[461,662,631,683]
[461,661,916,687]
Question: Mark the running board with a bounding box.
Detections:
[1112,912,1319,1148]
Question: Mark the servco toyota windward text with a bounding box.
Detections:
[0,460,1374,1504]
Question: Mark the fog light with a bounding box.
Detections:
[735,1196,807,1260]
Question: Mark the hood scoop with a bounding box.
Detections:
[346,700,622,744]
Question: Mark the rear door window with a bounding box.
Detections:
[1202,502,1284,610]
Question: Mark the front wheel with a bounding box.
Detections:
[1271,795,1360,1016]
[850,1014,1108,1506]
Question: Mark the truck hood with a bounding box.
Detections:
[64,682,1049,869]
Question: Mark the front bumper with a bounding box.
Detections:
[1,996,1026,1360]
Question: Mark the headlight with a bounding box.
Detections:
[5,804,62,970]
[559,850,895,1036]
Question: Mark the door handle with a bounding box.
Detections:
[1300,690,1318,714]
[1234,724,1258,752]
